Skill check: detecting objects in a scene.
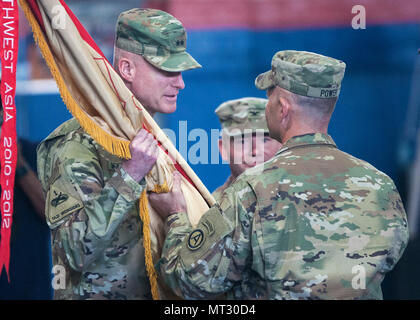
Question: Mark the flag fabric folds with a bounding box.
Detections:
[19,0,215,299]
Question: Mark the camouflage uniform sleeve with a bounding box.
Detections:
[158,179,256,299]
[45,138,146,272]
[379,180,409,273]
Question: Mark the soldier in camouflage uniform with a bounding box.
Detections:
[149,50,409,299]
[212,98,282,201]
[37,9,200,299]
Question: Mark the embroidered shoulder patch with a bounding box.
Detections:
[47,184,84,225]
[180,206,232,267]
[187,229,205,251]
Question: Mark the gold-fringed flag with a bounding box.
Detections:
[19,0,215,299]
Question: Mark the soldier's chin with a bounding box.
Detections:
[159,100,177,114]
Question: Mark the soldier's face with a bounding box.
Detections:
[131,56,185,116]
[222,133,282,177]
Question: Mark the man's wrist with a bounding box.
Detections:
[108,165,146,201]
[165,211,184,223]
[168,208,186,217]
[164,211,189,233]
[121,162,146,183]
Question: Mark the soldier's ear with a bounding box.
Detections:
[279,96,291,122]
[118,58,135,83]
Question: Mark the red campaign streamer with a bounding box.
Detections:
[0,0,19,281]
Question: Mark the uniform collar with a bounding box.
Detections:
[276,133,337,156]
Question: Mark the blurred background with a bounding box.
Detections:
[11,0,420,299]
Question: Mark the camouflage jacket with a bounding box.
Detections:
[37,118,152,300]
[159,133,409,300]
[212,175,236,202]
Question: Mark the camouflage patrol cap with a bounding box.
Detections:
[255,50,346,99]
[115,8,201,72]
[215,97,269,137]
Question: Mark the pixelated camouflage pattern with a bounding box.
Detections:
[37,118,152,300]
[215,97,269,137]
[115,8,201,72]
[212,175,236,202]
[159,133,408,300]
[255,50,346,99]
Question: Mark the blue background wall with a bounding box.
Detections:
[18,23,420,193]
[175,24,420,192]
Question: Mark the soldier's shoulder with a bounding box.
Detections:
[339,149,395,182]
[224,159,283,204]
[37,118,100,180]
[212,187,223,203]
[237,155,286,187]
[44,118,81,141]
[37,118,97,155]
[38,118,81,150]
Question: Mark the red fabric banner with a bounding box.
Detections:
[0,0,19,281]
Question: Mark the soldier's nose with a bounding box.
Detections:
[173,73,185,90]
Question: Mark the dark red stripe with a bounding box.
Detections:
[26,0,44,29]
[141,124,197,188]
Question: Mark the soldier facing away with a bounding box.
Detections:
[212,97,282,201]
[149,50,409,299]
[37,8,200,299]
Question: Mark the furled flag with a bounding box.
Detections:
[19,0,215,299]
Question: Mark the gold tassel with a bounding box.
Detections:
[152,181,169,193]
[139,190,158,300]
[19,0,131,159]
[138,182,169,300]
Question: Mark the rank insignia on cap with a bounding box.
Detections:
[187,229,205,251]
